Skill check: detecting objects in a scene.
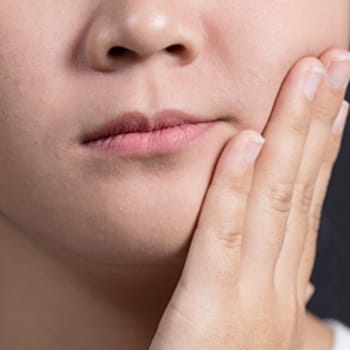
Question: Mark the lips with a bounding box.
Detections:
[81,109,213,144]
[80,109,222,157]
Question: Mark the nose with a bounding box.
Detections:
[81,2,204,71]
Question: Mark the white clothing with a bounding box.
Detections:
[326,319,350,350]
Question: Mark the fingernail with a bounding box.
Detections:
[245,133,265,165]
[305,283,316,304]
[332,100,349,134]
[303,66,325,101]
[327,56,350,90]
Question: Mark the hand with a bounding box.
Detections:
[149,48,350,350]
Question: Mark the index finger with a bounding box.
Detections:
[178,130,264,302]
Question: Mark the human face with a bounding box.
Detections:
[0,1,349,267]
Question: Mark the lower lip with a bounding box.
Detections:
[83,122,216,157]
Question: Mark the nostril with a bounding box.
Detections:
[108,46,130,56]
[107,44,187,61]
[166,44,185,54]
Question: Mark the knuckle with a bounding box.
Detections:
[312,98,339,125]
[228,182,250,197]
[216,227,243,249]
[288,112,310,135]
[294,183,315,215]
[268,183,294,213]
[284,100,311,135]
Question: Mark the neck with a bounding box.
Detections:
[0,220,336,350]
[0,221,183,350]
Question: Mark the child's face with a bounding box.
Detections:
[0,1,349,266]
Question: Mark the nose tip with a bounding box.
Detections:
[118,14,199,59]
[81,5,203,71]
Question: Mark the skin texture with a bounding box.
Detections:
[0,1,349,349]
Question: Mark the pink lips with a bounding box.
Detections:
[81,109,217,157]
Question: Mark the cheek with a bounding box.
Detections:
[218,1,350,132]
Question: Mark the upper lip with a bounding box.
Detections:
[81,109,216,144]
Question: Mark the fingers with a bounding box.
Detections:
[298,100,349,291]
[179,130,264,301]
[297,50,350,291]
[240,57,325,288]
[275,50,350,296]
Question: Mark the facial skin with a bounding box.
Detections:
[0,1,349,349]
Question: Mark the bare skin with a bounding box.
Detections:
[0,1,349,349]
[148,49,350,349]
[1,48,349,350]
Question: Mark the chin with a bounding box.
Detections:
[78,204,197,267]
